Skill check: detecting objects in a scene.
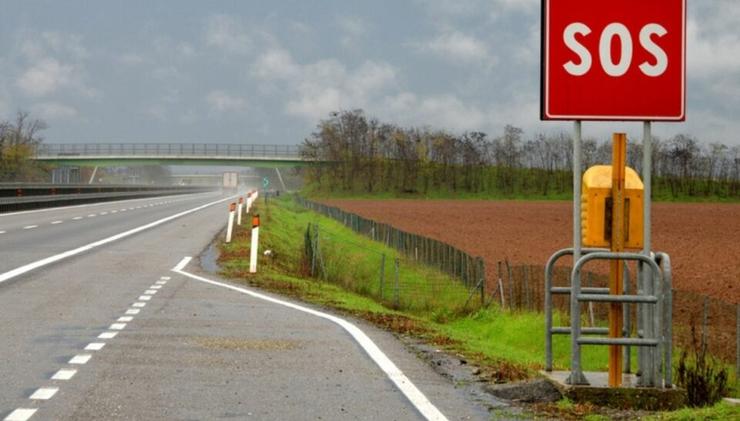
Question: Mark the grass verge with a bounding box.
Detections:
[217,195,738,419]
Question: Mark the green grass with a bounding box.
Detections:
[218,195,739,418]
[221,196,615,374]
[645,401,739,420]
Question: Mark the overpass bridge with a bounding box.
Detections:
[34,143,309,167]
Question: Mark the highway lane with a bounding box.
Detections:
[0,194,494,420]
[0,192,225,275]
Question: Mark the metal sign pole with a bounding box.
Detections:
[641,120,654,386]
[568,120,588,384]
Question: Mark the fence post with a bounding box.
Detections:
[479,258,485,306]
[524,265,531,311]
[506,260,514,311]
[498,261,505,308]
[394,258,400,308]
[702,296,709,353]
[380,253,386,299]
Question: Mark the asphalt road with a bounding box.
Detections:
[0,193,495,420]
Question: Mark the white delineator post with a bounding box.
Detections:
[246,193,252,214]
[237,197,244,226]
[225,202,236,243]
[249,214,260,273]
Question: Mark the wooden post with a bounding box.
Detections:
[609,133,627,387]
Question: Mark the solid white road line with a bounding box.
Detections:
[84,342,106,351]
[29,387,58,400]
[98,332,118,339]
[23,225,38,230]
[109,323,126,330]
[125,309,140,315]
[117,316,133,322]
[0,195,235,285]
[3,408,37,421]
[51,220,63,225]
[51,369,77,380]
[172,257,448,421]
[69,354,92,365]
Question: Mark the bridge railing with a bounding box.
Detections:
[35,143,303,159]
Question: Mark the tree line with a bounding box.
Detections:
[300,110,740,199]
[0,111,49,182]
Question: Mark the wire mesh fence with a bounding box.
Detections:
[296,196,739,384]
[296,196,486,294]
[303,222,484,314]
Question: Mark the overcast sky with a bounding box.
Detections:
[0,1,738,146]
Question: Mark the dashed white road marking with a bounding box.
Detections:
[84,342,106,351]
[160,276,171,280]
[150,285,162,290]
[110,210,118,214]
[4,408,37,421]
[98,332,118,339]
[120,209,128,212]
[0,195,235,286]
[125,308,140,315]
[0,230,6,234]
[51,369,77,381]
[145,289,157,295]
[109,323,127,330]
[72,216,83,220]
[69,354,92,365]
[29,387,58,400]
[172,257,449,421]
[117,316,133,322]
[87,214,96,218]
[132,302,146,308]
[23,225,38,230]
[138,295,151,301]
[51,220,63,225]
[99,212,108,215]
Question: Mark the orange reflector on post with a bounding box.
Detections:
[239,197,244,204]
[252,214,260,228]
[229,203,236,212]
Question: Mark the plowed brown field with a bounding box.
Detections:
[323,200,740,304]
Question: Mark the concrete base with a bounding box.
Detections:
[540,371,686,410]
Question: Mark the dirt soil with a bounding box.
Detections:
[323,200,740,304]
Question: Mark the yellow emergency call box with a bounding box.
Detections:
[581,165,644,249]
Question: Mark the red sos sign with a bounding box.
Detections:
[541,0,686,121]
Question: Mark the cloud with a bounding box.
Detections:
[204,14,252,54]
[382,93,488,132]
[284,58,397,122]
[15,31,96,99]
[206,90,247,112]
[30,101,78,119]
[252,48,300,80]
[415,31,495,67]
[16,58,73,97]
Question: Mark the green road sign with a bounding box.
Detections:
[262,177,270,188]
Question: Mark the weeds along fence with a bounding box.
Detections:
[296,197,486,295]
[302,222,484,314]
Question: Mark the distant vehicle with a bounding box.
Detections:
[222,172,238,192]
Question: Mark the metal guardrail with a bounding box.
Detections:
[35,143,303,159]
[0,184,215,213]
